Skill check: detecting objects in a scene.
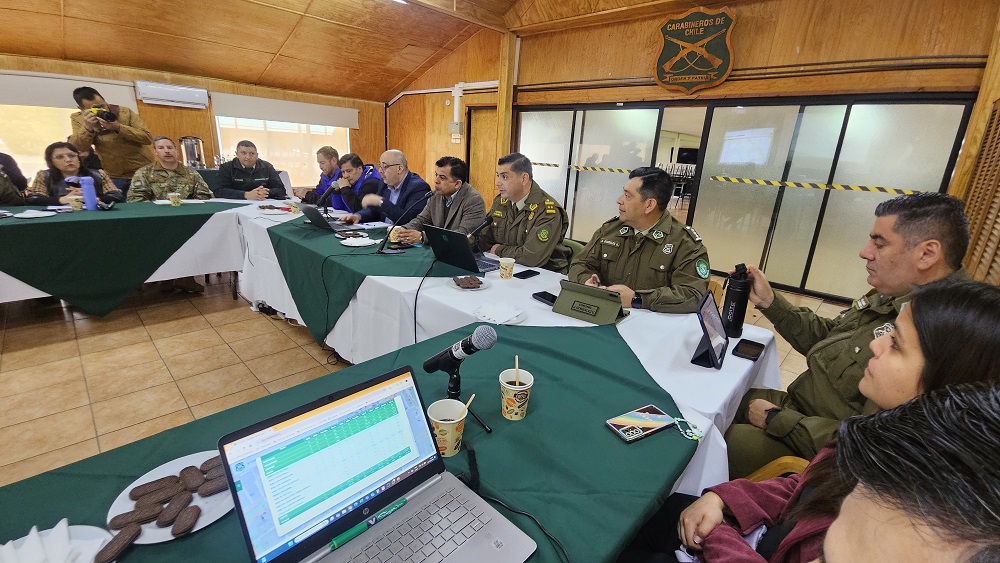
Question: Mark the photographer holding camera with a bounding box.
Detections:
[69,86,153,197]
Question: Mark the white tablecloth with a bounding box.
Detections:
[235,207,783,490]
[0,207,245,303]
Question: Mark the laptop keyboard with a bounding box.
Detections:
[476,258,500,273]
[348,487,492,563]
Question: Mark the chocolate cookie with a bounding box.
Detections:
[204,465,225,481]
[156,490,194,528]
[199,455,223,473]
[95,523,141,563]
[128,475,180,501]
[179,465,205,491]
[135,482,186,507]
[171,505,201,537]
[453,276,482,289]
[109,504,163,529]
[197,476,229,497]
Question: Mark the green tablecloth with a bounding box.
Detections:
[0,324,697,562]
[267,217,472,343]
[0,202,245,315]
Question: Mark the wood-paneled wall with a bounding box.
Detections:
[386,29,503,201]
[135,100,218,165]
[515,0,996,104]
[0,55,386,164]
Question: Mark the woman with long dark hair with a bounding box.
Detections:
[26,142,123,206]
[623,278,1000,563]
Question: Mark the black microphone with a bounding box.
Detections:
[375,190,432,255]
[315,181,340,216]
[466,215,492,243]
[423,325,497,374]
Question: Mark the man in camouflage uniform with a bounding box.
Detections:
[726,192,970,478]
[478,153,571,273]
[568,167,709,313]
[128,136,213,203]
[127,136,213,294]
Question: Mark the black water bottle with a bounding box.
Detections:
[722,263,751,338]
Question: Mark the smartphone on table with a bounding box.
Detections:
[732,339,765,361]
[606,404,676,443]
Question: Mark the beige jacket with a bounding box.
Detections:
[69,105,154,179]
[402,182,486,238]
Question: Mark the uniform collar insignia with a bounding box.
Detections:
[652,230,664,240]
[619,226,630,236]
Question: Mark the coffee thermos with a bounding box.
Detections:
[722,263,751,338]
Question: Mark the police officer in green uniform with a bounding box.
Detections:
[479,153,571,273]
[726,192,970,478]
[568,167,709,314]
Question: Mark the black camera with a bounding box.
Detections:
[88,107,118,122]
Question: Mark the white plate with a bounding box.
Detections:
[447,277,491,291]
[107,450,233,544]
[13,210,56,218]
[340,237,379,247]
[259,208,288,215]
[474,304,525,325]
[153,199,207,205]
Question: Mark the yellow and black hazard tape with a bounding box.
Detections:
[568,165,631,174]
[530,162,560,168]
[709,176,915,195]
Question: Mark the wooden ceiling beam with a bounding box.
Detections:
[506,0,733,35]
[406,0,508,32]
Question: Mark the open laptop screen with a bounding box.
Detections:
[220,369,440,563]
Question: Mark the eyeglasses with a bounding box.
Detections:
[379,162,403,170]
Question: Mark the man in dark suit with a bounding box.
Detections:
[344,150,430,225]
[394,156,486,245]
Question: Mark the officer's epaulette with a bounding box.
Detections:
[683,225,703,242]
[602,216,620,225]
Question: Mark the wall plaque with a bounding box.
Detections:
[655,6,735,94]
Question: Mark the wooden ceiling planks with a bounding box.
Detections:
[0,0,515,102]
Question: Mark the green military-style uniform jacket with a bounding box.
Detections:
[758,267,968,457]
[478,181,572,273]
[568,211,710,313]
[0,173,24,206]
[127,162,214,202]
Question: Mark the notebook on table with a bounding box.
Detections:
[423,225,500,273]
[219,366,536,563]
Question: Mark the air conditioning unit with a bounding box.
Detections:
[134,81,209,109]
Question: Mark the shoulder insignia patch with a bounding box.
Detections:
[652,230,664,240]
[662,243,674,255]
[854,297,869,310]
[873,322,894,339]
[537,228,550,242]
[619,226,630,236]
[696,259,710,279]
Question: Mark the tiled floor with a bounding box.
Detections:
[0,273,847,488]
[0,276,347,487]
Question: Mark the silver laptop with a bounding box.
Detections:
[219,366,536,563]
[300,204,367,232]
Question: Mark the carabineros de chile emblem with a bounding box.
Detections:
[655,7,735,94]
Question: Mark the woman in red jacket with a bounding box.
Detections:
[622,279,1000,563]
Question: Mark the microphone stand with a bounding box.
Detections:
[445,364,492,433]
[375,190,432,255]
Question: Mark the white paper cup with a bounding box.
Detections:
[168,192,182,206]
[427,399,468,457]
[498,257,516,280]
[499,369,534,420]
